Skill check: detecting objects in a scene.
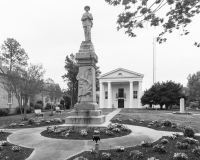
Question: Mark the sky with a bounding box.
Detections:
[0,0,200,91]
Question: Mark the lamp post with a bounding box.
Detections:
[93,130,100,153]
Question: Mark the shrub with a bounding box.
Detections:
[173,153,188,160]
[12,146,21,152]
[121,125,128,131]
[160,139,169,144]
[34,103,43,110]
[189,102,198,109]
[37,100,43,107]
[73,156,88,160]
[129,150,143,159]
[153,144,167,154]
[16,106,33,114]
[29,102,34,107]
[182,137,199,145]
[192,146,200,157]
[58,104,64,110]
[0,141,8,146]
[154,123,160,127]
[112,128,120,132]
[45,103,52,110]
[183,126,196,138]
[176,141,189,149]
[115,146,124,152]
[0,146,3,151]
[147,157,159,160]
[141,141,152,147]
[107,123,115,130]
[0,108,10,116]
[161,120,172,127]
[80,130,87,136]
[102,152,111,160]
[106,130,114,135]
[28,118,35,124]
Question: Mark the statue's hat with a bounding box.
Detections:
[84,6,90,11]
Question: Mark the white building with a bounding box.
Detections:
[99,68,144,108]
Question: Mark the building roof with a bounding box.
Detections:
[99,67,144,79]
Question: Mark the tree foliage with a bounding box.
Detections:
[187,71,200,105]
[1,38,29,71]
[141,80,186,109]
[45,78,63,103]
[105,0,200,47]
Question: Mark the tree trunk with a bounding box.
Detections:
[160,104,163,110]
[16,95,23,119]
[23,95,28,121]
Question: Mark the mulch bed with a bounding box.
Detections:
[111,119,183,132]
[41,126,132,140]
[6,119,65,129]
[68,135,200,160]
[0,132,34,160]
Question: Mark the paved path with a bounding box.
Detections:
[5,109,189,160]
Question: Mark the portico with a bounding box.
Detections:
[99,68,144,108]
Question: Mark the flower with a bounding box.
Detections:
[115,146,124,152]
[94,130,100,134]
[12,146,21,152]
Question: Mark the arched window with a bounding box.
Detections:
[118,73,122,75]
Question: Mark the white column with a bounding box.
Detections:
[108,82,112,108]
[129,81,133,108]
[138,81,142,108]
[99,82,104,108]
[180,98,185,113]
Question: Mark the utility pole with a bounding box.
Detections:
[153,37,156,84]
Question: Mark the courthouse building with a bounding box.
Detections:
[99,68,144,108]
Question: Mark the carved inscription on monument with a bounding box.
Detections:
[76,67,92,101]
[82,45,90,50]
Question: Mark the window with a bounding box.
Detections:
[8,91,13,104]
[105,91,108,99]
[133,91,137,99]
[118,73,122,75]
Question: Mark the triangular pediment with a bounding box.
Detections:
[99,68,144,79]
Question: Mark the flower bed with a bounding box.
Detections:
[111,118,183,132]
[172,112,193,115]
[0,132,33,160]
[6,118,65,129]
[68,135,200,160]
[41,124,132,140]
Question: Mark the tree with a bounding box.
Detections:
[1,38,29,71]
[62,54,78,108]
[45,78,63,115]
[105,0,200,47]
[62,53,102,108]
[141,81,186,109]
[187,71,200,107]
[96,66,102,91]
[0,64,45,120]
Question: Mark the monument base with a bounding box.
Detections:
[70,110,102,116]
[74,102,99,110]
[65,115,106,124]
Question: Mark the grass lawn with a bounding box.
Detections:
[112,109,200,132]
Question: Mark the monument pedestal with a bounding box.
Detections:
[65,41,105,125]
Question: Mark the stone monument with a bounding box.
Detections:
[180,98,185,113]
[65,6,106,124]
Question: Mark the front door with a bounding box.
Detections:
[118,99,124,108]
